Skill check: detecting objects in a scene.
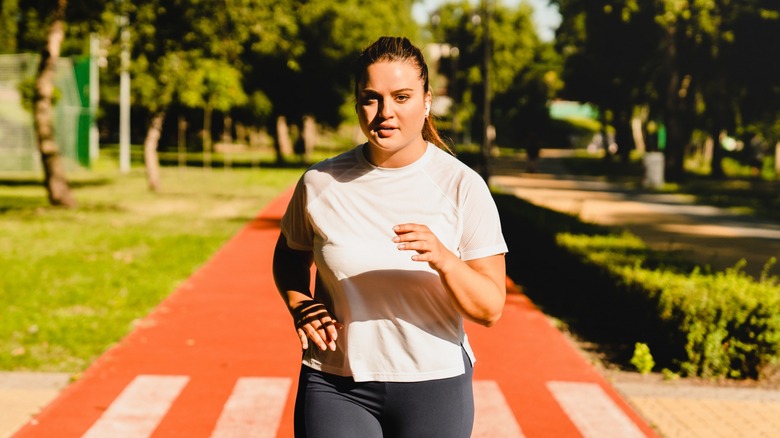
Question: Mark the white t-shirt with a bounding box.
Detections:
[280,143,507,382]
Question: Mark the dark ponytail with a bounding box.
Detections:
[354,36,452,154]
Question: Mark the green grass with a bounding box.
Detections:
[0,159,304,372]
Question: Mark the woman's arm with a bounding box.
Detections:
[393,224,506,327]
[273,233,340,350]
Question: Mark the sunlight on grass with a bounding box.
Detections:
[0,162,303,372]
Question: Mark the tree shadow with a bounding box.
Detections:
[0,177,113,188]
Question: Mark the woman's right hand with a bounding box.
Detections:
[291,300,342,351]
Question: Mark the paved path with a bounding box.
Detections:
[491,149,780,280]
[8,185,657,437]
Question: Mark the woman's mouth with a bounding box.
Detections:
[375,126,397,137]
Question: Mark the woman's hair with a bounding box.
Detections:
[354,36,451,153]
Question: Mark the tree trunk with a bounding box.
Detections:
[708,71,729,179]
[221,114,233,143]
[144,110,165,191]
[661,29,695,183]
[178,116,187,168]
[303,115,317,163]
[203,105,212,168]
[710,129,726,179]
[615,111,634,164]
[275,115,293,163]
[34,0,76,208]
[775,142,780,176]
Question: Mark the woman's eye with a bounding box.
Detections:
[396,95,409,102]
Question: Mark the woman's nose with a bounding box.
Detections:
[379,100,394,118]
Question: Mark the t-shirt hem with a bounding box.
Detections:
[302,360,465,383]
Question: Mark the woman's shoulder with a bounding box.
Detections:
[302,145,367,185]
[427,145,486,185]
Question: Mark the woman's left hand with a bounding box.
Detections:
[392,223,457,273]
[393,222,506,327]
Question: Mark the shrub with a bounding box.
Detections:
[631,342,655,374]
[558,233,780,379]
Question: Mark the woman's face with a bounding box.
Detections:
[357,61,431,167]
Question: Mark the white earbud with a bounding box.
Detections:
[425,104,430,116]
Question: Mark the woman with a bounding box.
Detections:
[273,36,507,437]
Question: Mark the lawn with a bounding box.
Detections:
[0,160,304,372]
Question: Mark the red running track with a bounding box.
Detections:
[13,188,658,438]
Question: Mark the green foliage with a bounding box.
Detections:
[631,342,655,374]
[17,77,61,112]
[557,232,780,380]
[181,58,247,111]
[494,153,780,381]
[0,0,19,53]
[552,0,780,180]
[430,0,557,146]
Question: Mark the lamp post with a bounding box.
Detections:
[480,0,492,182]
[119,15,131,173]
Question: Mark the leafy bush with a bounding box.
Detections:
[631,342,655,374]
[558,232,780,379]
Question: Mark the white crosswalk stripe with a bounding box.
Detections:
[81,375,189,438]
[210,377,292,438]
[473,380,525,437]
[548,381,646,438]
[79,375,646,437]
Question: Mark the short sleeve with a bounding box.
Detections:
[280,176,314,251]
[458,176,508,261]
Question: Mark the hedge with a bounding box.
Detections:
[494,192,780,380]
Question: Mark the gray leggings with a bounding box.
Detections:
[294,350,474,438]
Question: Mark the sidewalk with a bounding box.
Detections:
[489,149,780,437]
[6,181,656,437]
[491,149,780,280]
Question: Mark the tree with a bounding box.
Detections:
[123,0,187,190]
[180,58,247,168]
[120,0,289,187]
[245,0,420,164]
[554,1,662,163]
[430,1,551,150]
[33,0,76,207]
[13,0,108,206]
[553,0,780,181]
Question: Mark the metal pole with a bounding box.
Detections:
[119,16,131,173]
[480,0,492,181]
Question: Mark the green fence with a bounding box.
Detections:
[0,53,91,172]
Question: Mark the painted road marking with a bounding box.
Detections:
[210,377,292,438]
[77,376,646,437]
[82,375,189,438]
[473,380,525,437]
[548,381,646,438]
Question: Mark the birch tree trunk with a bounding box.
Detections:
[34,0,76,207]
[144,111,165,191]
